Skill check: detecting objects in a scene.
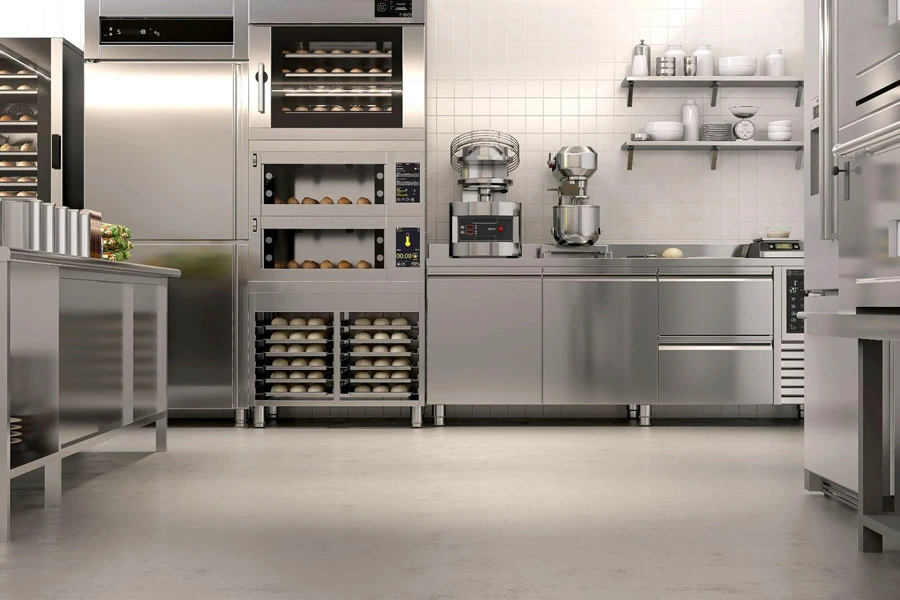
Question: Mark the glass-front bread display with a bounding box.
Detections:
[0,57,40,200]
[263,228,384,270]
[255,312,335,400]
[263,163,383,206]
[341,312,419,400]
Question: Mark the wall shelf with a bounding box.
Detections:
[621,140,804,171]
[621,76,804,108]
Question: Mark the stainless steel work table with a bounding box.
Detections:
[806,311,900,553]
[0,247,180,542]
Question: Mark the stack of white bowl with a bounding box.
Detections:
[717,56,757,76]
[767,120,793,141]
[643,121,683,141]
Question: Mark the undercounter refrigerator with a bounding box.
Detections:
[803,0,894,505]
[82,0,251,414]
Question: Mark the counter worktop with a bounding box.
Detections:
[0,247,181,279]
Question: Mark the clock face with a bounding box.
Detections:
[733,119,756,141]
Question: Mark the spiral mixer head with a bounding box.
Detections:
[548,146,598,204]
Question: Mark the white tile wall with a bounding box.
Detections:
[0,0,86,49]
[425,0,806,245]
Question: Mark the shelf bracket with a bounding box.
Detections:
[710,82,719,107]
[795,83,804,108]
[626,81,634,108]
[710,147,719,170]
[626,146,634,170]
[795,148,804,170]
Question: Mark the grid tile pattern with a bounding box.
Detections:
[425,0,806,244]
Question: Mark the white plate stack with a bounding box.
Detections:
[767,120,793,141]
[700,122,733,142]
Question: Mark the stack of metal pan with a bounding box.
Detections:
[700,122,733,141]
[9,417,21,445]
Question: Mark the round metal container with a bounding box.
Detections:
[54,205,68,255]
[40,202,55,253]
[1,197,42,251]
[66,208,80,256]
[552,205,602,246]
[78,210,91,258]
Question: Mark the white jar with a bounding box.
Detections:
[682,99,700,141]
[664,45,688,76]
[692,45,716,77]
[765,49,786,76]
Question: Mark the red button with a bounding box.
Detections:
[497,226,504,233]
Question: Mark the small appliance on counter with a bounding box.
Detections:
[745,238,804,259]
[547,146,602,247]
[449,130,522,258]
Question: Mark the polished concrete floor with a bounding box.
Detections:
[2,421,899,599]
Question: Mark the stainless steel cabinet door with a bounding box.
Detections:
[658,343,773,405]
[659,277,773,336]
[84,62,236,240]
[543,276,658,405]
[426,277,542,405]
[131,242,238,410]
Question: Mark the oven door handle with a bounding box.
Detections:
[833,120,900,159]
[257,62,266,115]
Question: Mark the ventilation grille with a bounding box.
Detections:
[780,341,804,404]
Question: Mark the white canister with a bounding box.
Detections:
[765,49,786,76]
[682,99,700,141]
[664,45,688,76]
[692,45,716,76]
[39,202,55,253]
[632,54,650,77]
[66,208,80,257]
[54,205,68,255]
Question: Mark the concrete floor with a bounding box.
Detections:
[2,422,899,600]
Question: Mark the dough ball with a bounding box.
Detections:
[313,106,328,112]
[282,68,291,74]
[291,357,309,366]
[307,331,326,340]
[350,69,364,74]
[354,317,372,326]
[289,331,307,340]
[369,49,380,54]
[391,332,409,340]
[332,49,345,54]
[373,385,391,393]
[308,318,326,326]
[321,196,335,204]
[302,260,320,269]
[288,344,306,353]
[354,371,372,380]
[350,50,363,55]
[305,344,325,353]
[306,371,325,380]
[391,371,410,379]
[390,345,406,353]
[19,143,34,152]
[355,332,372,340]
[355,385,372,393]
[313,68,328,74]
[272,317,288,326]
[270,344,287,353]
[391,317,409,326]
[295,106,310,112]
[270,331,288,341]
[354,345,371,353]
[288,260,301,269]
[289,385,308,393]
[0,116,11,121]
[390,384,409,393]
[373,371,390,380]
[338,197,352,204]
[372,345,389,353]
[271,384,289,393]
[331,106,345,112]
[307,384,326,393]
[270,372,288,379]
[392,358,411,367]
[355,359,373,367]
[368,106,383,112]
[289,371,306,379]
[308,358,326,367]
[289,317,308,326]
[662,247,684,259]
[357,197,372,204]
[373,332,390,340]
[373,317,391,326]
[331,68,345,74]
[313,50,327,54]
[373,358,391,367]
[287,197,300,204]
[338,260,354,269]
[272,358,289,367]
[321,260,335,269]
[357,260,373,269]
[349,105,364,111]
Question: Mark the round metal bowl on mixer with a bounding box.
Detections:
[552,205,601,246]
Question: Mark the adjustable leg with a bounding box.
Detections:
[155,416,167,452]
[411,406,423,429]
[253,406,266,429]
[639,405,651,427]
[628,404,638,419]
[44,460,61,509]
[434,405,445,427]
[267,406,278,420]
[234,408,247,428]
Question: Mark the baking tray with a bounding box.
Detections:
[263,351,331,358]
[260,338,330,345]
[284,53,392,59]
[342,392,413,399]
[264,377,330,384]
[344,338,413,345]
[284,73,392,78]
[345,378,413,385]
[0,90,37,96]
[282,90,394,97]
[263,364,330,371]
[0,151,37,157]
[0,120,37,125]
[263,392,332,399]
[260,324,331,331]
[0,166,37,171]
[0,182,37,187]
[344,325,416,332]
[345,365,415,371]
[346,352,415,358]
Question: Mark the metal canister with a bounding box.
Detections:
[40,202,55,252]
[1,197,42,251]
[54,205,68,255]
[66,208,80,256]
[633,39,651,76]
[684,56,698,76]
[656,56,676,76]
[78,210,91,258]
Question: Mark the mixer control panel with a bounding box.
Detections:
[455,217,515,242]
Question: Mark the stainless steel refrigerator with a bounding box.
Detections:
[804,0,895,504]
[82,0,250,414]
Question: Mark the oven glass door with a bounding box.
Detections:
[270,26,402,128]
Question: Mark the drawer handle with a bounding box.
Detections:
[660,345,771,351]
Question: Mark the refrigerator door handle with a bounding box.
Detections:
[833,120,900,159]
[256,62,266,114]
[820,0,838,240]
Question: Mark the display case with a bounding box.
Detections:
[0,38,84,208]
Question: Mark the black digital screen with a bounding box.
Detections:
[100,18,233,45]
[786,269,805,334]
[396,228,420,268]
[375,0,413,18]
[396,162,420,203]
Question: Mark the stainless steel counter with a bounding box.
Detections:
[0,247,180,542]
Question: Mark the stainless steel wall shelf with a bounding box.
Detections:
[620,140,804,171]
[621,76,805,108]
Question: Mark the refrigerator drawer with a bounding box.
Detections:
[659,343,774,405]
[659,277,773,336]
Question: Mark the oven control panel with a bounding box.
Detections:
[375,0,413,18]
[395,162,420,203]
[396,227,420,268]
[455,217,515,242]
[786,269,805,334]
[99,18,234,45]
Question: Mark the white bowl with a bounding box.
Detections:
[719,56,758,67]
[767,132,793,141]
[769,120,793,127]
[729,106,759,118]
[719,65,757,76]
[767,126,793,133]
[644,121,684,131]
[766,226,791,239]
[647,131,683,141]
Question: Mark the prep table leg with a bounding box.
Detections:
[253,406,266,429]
[267,407,278,420]
[433,405,445,427]
[234,408,247,428]
[411,406,423,429]
[155,416,167,453]
[639,405,651,427]
[628,404,638,419]
[859,338,885,552]
[44,460,61,509]
[0,474,7,542]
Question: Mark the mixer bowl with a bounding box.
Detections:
[552,205,601,246]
